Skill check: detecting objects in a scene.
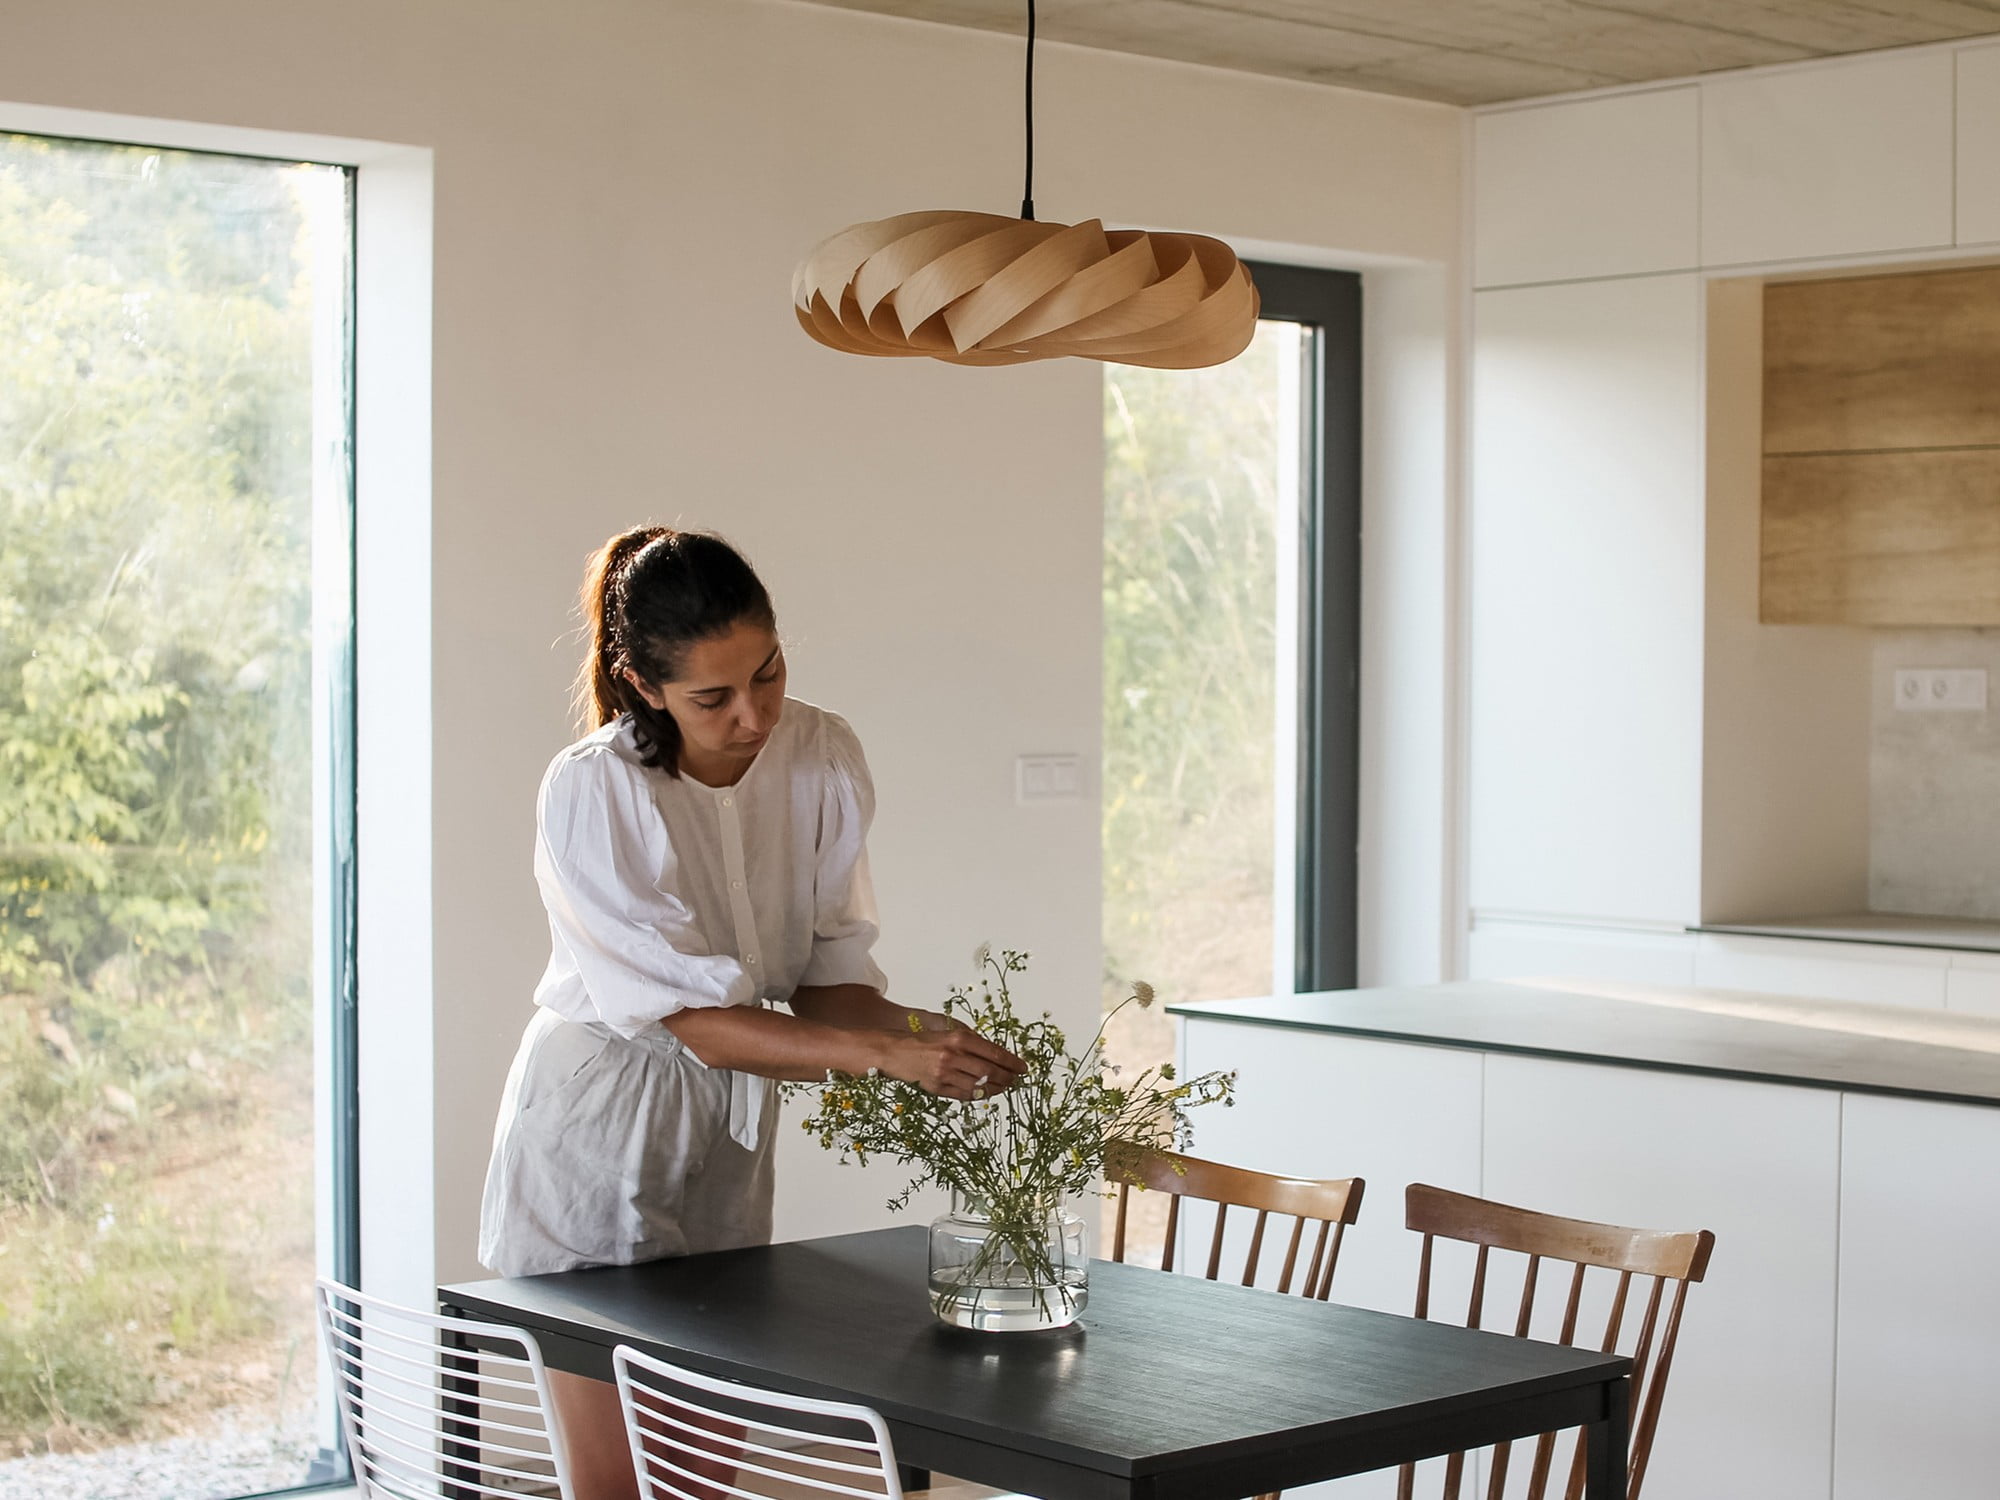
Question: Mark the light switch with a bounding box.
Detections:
[1016,754,1083,803]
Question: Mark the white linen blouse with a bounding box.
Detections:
[531,697,888,1044]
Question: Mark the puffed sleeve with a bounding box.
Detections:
[797,713,890,992]
[535,748,757,1037]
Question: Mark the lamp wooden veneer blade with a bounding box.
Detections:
[794,210,1259,368]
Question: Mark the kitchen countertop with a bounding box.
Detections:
[1169,979,2000,1107]
[1693,911,2000,954]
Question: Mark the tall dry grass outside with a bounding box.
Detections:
[0,133,343,1473]
[1101,326,1293,1260]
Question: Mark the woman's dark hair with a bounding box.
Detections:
[575,526,776,774]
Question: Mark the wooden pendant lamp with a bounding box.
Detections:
[792,2,1260,370]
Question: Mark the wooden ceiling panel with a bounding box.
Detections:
[794,0,2000,105]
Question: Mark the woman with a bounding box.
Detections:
[479,525,1022,1500]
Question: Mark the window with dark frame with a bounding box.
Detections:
[0,130,358,1498]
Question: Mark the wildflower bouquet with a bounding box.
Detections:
[788,945,1236,1323]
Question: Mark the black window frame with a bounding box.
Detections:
[1245,262,1362,995]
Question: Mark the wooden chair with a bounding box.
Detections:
[1400,1184,1716,1500]
[1105,1141,1365,1299]
[614,1342,904,1500]
[315,1277,576,1500]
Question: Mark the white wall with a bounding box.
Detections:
[0,0,1459,1290]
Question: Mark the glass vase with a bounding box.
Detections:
[927,1193,1089,1331]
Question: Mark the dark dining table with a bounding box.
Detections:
[439,1225,1631,1500]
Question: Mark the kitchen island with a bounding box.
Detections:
[1172,979,2000,1500]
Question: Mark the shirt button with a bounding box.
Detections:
[721,796,734,808]
[745,953,759,964]
[731,879,744,890]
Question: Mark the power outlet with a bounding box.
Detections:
[1893,668,1988,712]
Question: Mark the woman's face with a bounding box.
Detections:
[628,620,786,780]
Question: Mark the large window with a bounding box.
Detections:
[1101,264,1360,1252]
[0,132,355,1498]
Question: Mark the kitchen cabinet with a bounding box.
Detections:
[1474,88,1698,288]
[1485,1055,1839,1500]
[1959,43,2000,246]
[1702,51,1954,266]
[1469,276,1703,925]
[1181,981,2000,1500]
[1692,932,1951,1009]
[1835,1094,2000,1500]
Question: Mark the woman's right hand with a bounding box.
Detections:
[881,1026,1026,1101]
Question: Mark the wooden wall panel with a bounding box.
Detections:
[1764,265,2000,453]
[1762,263,2000,624]
[1762,449,2000,624]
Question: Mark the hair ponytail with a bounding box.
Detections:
[574,524,668,731]
[570,524,776,776]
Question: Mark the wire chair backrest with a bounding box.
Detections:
[1400,1184,1716,1500]
[613,1343,904,1500]
[1106,1141,1366,1299]
[314,1277,574,1500]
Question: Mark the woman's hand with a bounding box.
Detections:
[879,1025,1025,1101]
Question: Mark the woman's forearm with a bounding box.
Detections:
[661,998,1025,1100]
[661,1004,893,1079]
[787,983,919,1031]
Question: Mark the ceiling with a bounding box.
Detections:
[796,0,2000,106]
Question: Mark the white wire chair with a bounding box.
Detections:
[612,1343,904,1500]
[315,1277,577,1500]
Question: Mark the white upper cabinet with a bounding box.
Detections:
[1961,43,2000,245]
[1469,275,1704,925]
[1702,50,1955,266]
[1474,88,1699,288]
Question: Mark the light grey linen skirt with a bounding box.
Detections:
[478,1007,777,1277]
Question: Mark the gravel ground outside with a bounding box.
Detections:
[0,1404,325,1500]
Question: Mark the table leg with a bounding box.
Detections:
[1583,1375,1631,1500]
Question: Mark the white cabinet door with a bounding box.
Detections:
[1702,50,1954,265]
[1468,276,1704,927]
[1693,933,1951,1009]
[1962,43,2000,246]
[1467,917,1698,986]
[1178,1021,1484,1500]
[1179,1019,1482,1318]
[1474,88,1698,288]
[1836,1094,2000,1500]
[1946,951,2000,1017]
[1484,1056,1840,1500]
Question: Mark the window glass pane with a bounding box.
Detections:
[1101,321,1303,1258]
[0,133,351,1498]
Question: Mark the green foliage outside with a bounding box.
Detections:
[0,133,335,1453]
[1101,326,1292,1029]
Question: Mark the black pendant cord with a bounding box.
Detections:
[1021,0,1036,220]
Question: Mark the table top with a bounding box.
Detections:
[441,1226,1627,1500]
[1170,978,2000,1107]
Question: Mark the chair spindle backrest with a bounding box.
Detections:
[1105,1142,1365,1300]
[614,1343,903,1500]
[1400,1185,1715,1500]
[314,1277,574,1500]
